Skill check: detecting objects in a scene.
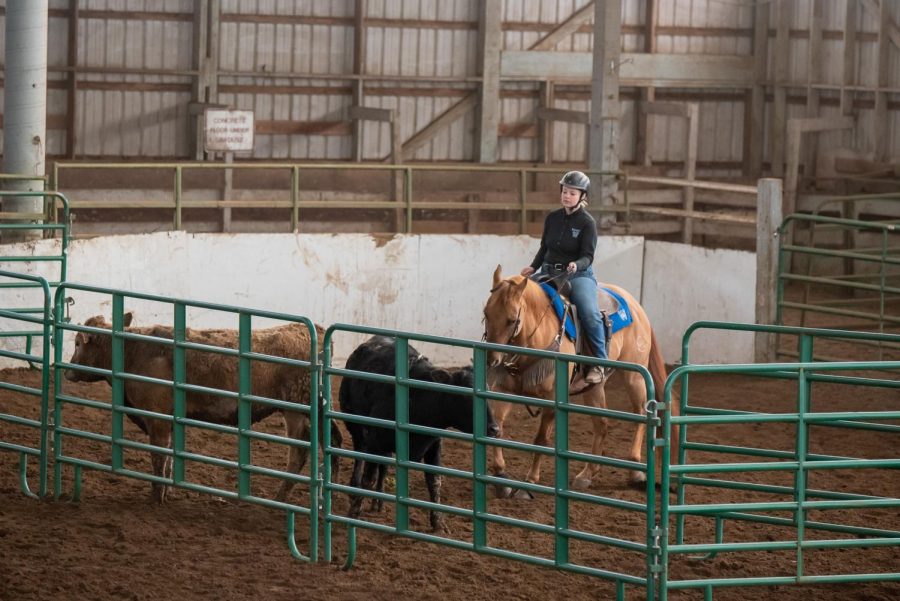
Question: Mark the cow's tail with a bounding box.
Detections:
[648,329,679,465]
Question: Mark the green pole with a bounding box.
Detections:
[172,303,186,484]
[394,336,410,531]
[553,357,570,566]
[472,346,489,551]
[237,313,252,498]
[110,294,126,472]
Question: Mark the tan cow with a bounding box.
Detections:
[64,313,341,503]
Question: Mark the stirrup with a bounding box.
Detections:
[584,366,608,384]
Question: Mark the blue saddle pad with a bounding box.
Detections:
[600,287,634,334]
[538,282,577,341]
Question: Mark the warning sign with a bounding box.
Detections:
[204,109,254,152]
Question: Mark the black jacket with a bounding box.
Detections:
[529,206,597,272]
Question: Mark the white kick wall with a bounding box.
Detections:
[0,232,755,367]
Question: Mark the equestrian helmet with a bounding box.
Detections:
[559,170,590,197]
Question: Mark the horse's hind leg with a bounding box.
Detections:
[623,371,649,487]
[573,386,609,490]
[275,411,311,502]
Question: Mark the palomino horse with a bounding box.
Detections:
[482,265,676,495]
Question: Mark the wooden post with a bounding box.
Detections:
[352,0,367,161]
[588,0,622,226]
[841,0,858,116]
[537,82,553,164]
[391,116,403,233]
[222,152,233,232]
[682,103,699,244]
[755,178,783,363]
[771,1,790,177]
[873,0,890,162]
[65,0,78,159]
[804,0,823,179]
[477,0,502,163]
[636,0,657,167]
[746,0,768,177]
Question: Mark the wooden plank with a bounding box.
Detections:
[640,101,690,118]
[528,1,594,51]
[349,105,393,122]
[255,121,351,135]
[536,107,589,124]
[394,93,477,160]
[477,1,502,162]
[784,116,855,216]
[501,51,755,87]
[755,179,783,361]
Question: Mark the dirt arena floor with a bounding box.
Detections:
[1,362,897,601]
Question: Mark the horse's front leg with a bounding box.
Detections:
[573,385,609,490]
[489,399,514,498]
[522,406,555,494]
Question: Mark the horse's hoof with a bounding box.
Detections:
[513,488,535,500]
[494,485,513,499]
[572,477,592,490]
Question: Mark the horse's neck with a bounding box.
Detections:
[520,282,562,349]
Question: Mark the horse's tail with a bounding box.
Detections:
[648,329,679,464]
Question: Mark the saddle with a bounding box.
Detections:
[533,274,616,358]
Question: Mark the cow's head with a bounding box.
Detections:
[64,312,133,382]
[432,365,499,438]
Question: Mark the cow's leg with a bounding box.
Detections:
[349,460,380,519]
[347,456,366,518]
[147,420,173,504]
[422,440,448,534]
[369,464,387,513]
[573,385,609,489]
[489,399,514,498]
[275,411,311,502]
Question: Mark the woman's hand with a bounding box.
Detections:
[521,266,535,277]
[566,262,577,274]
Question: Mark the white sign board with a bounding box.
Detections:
[204,109,254,152]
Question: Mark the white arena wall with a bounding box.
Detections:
[0,232,755,367]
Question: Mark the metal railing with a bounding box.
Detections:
[659,320,900,599]
[776,213,899,361]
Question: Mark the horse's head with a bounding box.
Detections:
[482,265,529,367]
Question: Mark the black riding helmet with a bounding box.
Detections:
[559,170,590,199]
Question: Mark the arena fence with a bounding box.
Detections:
[776,212,899,361]
[321,323,662,601]
[660,321,900,599]
[1,283,898,599]
[49,283,323,561]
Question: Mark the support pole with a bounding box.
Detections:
[477,0,502,163]
[2,0,49,242]
[755,178,783,363]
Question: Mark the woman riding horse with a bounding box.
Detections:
[520,170,608,391]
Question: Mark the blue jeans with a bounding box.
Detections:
[542,264,607,361]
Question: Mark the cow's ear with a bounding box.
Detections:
[430,369,452,385]
[123,312,133,327]
[492,265,503,287]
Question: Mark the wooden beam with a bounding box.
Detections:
[640,101,691,118]
[756,178,783,361]
[351,0,366,161]
[636,0,658,167]
[349,105,393,122]
[528,1,594,51]
[588,0,622,217]
[537,82,553,163]
[536,107,589,124]
[746,0,768,177]
[771,0,790,177]
[392,93,478,160]
[477,1,502,163]
[804,0,823,179]
[501,51,755,87]
[784,116,855,215]
[65,0,78,159]
[682,103,699,244]
[841,0,858,115]
[874,0,891,161]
